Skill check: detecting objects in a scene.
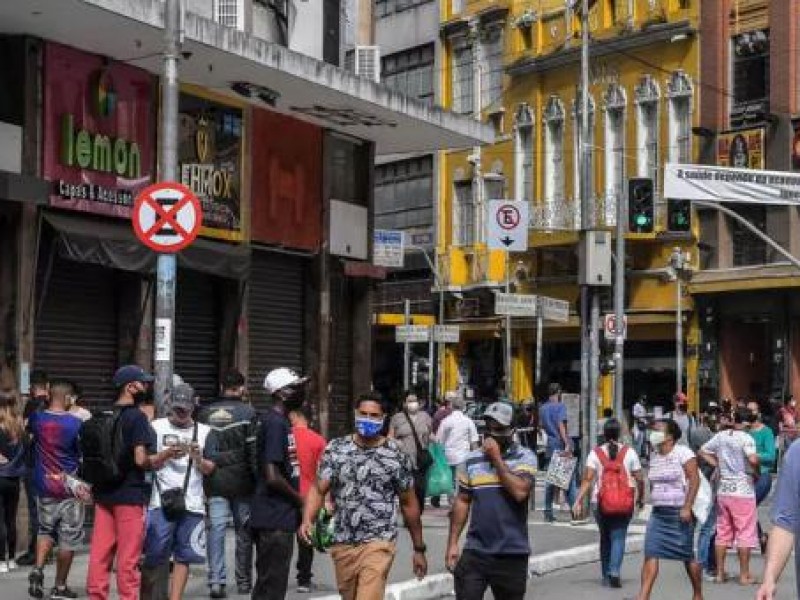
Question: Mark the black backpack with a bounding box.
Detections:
[79,408,126,489]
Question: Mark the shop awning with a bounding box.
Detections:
[43,211,250,279]
[0,0,494,155]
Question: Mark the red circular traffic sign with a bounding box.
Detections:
[132,182,202,253]
[496,204,521,230]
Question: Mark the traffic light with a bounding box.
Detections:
[628,178,654,233]
[667,199,692,232]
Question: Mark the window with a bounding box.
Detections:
[454,180,476,246]
[731,205,767,266]
[374,156,434,231]
[731,30,769,128]
[215,0,245,29]
[480,25,504,112]
[572,92,595,227]
[543,96,565,226]
[382,45,435,104]
[635,75,661,192]
[604,84,627,226]
[451,35,474,115]
[375,0,434,18]
[514,104,534,204]
[667,71,693,163]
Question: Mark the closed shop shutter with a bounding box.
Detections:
[175,270,220,400]
[247,251,306,408]
[35,258,118,408]
[329,272,353,437]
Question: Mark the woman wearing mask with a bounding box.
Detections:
[389,393,433,512]
[636,419,702,600]
[574,418,644,588]
[0,390,25,573]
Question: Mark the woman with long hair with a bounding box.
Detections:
[574,418,645,588]
[0,389,25,572]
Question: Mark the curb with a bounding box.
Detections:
[312,535,645,600]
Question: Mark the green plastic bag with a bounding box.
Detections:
[425,443,454,497]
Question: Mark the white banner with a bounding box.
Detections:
[664,163,800,205]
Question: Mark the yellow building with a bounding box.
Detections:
[438,0,702,410]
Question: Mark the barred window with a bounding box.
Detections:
[480,26,504,112]
[453,180,475,246]
[451,36,474,115]
[667,71,694,163]
[382,45,435,104]
[374,156,434,231]
[635,76,661,193]
[514,104,534,204]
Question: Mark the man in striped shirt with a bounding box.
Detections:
[445,402,537,600]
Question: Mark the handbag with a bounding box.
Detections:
[156,421,197,521]
[404,411,433,472]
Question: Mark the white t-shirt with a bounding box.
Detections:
[149,418,211,514]
[438,411,479,467]
[586,443,642,503]
[701,429,757,498]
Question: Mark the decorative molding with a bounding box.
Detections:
[635,74,661,105]
[603,83,627,112]
[666,69,693,99]
[543,96,565,124]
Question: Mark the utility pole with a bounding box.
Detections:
[670,247,686,395]
[154,0,182,417]
[613,182,626,417]
[505,256,513,401]
[403,298,411,391]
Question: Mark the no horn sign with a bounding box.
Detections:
[133,182,203,253]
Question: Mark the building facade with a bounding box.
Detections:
[438,0,702,410]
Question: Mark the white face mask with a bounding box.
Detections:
[406,401,420,414]
[649,431,667,447]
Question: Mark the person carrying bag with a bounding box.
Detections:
[155,422,198,522]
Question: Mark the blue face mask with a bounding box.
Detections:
[355,416,384,438]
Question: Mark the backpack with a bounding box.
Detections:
[596,444,634,517]
[79,408,126,489]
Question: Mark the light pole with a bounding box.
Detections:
[669,247,691,394]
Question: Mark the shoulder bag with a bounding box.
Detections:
[404,411,434,472]
[156,421,198,521]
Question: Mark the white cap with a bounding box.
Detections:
[263,367,308,395]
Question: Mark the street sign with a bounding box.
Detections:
[487,200,529,252]
[395,325,430,343]
[433,325,460,344]
[538,296,570,323]
[373,229,405,268]
[603,314,628,339]
[133,182,202,253]
[495,293,538,317]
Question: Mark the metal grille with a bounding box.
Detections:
[175,270,220,401]
[35,258,118,408]
[215,0,242,28]
[451,38,474,115]
[247,251,306,409]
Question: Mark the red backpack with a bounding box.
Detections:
[596,444,635,517]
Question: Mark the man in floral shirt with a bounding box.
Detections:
[299,392,427,600]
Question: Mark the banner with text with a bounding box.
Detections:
[664,163,800,205]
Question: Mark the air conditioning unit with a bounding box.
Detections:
[354,46,381,83]
[215,0,246,31]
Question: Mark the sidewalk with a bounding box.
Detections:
[0,507,630,599]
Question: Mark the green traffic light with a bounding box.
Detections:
[635,214,650,226]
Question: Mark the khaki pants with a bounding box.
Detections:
[330,540,396,600]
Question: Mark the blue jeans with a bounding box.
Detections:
[754,472,772,540]
[207,497,253,588]
[697,502,717,574]
[594,509,631,580]
[543,451,577,518]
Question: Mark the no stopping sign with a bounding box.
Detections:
[132,182,203,253]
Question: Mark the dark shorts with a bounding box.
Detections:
[37,497,85,550]
[143,508,206,567]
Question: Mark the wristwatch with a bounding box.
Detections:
[413,544,427,554]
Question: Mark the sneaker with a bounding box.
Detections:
[50,586,78,600]
[209,583,227,598]
[608,576,622,588]
[0,563,8,574]
[297,582,314,593]
[28,568,44,599]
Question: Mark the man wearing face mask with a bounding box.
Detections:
[389,393,433,513]
[446,402,538,600]
[300,392,427,600]
[250,368,307,600]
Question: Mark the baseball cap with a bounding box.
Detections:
[113,365,154,388]
[483,402,514,427]
[263,368,308,395]
[169,383,195,411]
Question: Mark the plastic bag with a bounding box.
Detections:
[692,471,713,524]
[544,453,577,490]
[425,443,454,497]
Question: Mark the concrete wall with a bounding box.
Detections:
[374,1,439,57]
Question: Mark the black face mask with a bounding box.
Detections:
[487,430,514,452]
[132,384,153,405]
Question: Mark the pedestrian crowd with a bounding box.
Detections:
[4,366,800,600]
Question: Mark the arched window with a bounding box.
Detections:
[635,75,661,192]
[604,83,627,226]
[667,70,694,164]
[543,96,566,221]
[513,103,534,204]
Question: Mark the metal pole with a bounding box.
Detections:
[505,255,513,401]
[428,317,435,404]
[438,285,445,400]
[579,0,592,471]
[403,298,411,391]
[613,183,626,417]
[589,285,600,448]
[535,314,543,392]
[154,0,182,417]
[676,269,683,394]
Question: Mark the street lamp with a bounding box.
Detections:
[667,247,692,395]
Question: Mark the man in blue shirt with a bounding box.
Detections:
[446,402,538,600]
[758,439,800,599]
[537,383,575,522]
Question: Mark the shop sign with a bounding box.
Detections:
[178,92,243,241]
[43,42,154,216]
[717,128,764,170]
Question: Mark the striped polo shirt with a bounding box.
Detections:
[457,443,538,555]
